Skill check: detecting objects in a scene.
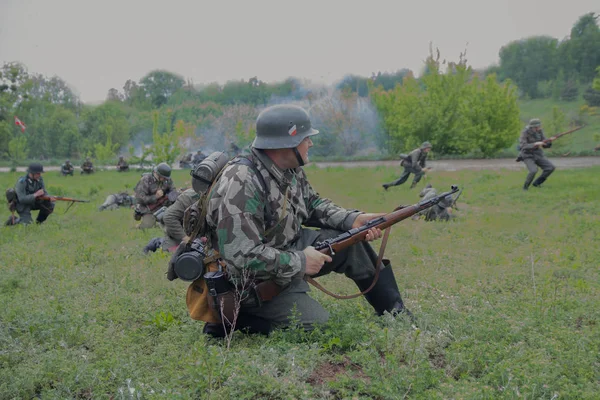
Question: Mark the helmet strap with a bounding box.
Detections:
[293,148,305,167]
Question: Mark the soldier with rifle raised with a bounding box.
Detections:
[133,162,177,229]
[517,119,585,190]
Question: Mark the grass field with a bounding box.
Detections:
[0,166,599,399]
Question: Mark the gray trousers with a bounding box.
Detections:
[523,156,555,188]
[240,228,387,329]
[16,201,55,224]
[138,214,156,229]
[99,195,119,211]
[385,166,424,187]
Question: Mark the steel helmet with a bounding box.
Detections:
[252,104,319,149]
[155,162,172,178]
[27,163,44,173]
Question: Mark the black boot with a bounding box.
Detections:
[354,261,413,319]
[532,176,546,187]
[143,237,164,254]
[410,181,418,189]
[203,323,226,338]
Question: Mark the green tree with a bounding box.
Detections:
[498,36,559,98]
[8,135,28,165]
[94,136,119,164]
[373,49,520,157]
[149,111,186,165]
[593,66,600,91]
[140,70,185,108]
[81,101,130,153]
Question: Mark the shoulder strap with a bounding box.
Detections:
[235,156,273,227]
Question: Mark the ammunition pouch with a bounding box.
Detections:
[186,260,229,324]
[153,206,168,224]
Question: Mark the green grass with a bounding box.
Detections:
[1,166,599,399]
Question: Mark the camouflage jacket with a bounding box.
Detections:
[206,148,361,287]
[134,173,176,213]
[163,188,199,242]
[15,175,46,206]
[519,127,551,159]
[82,161,94,170]
[405,148,427,171]
[117,160,129,168]
[61,163,74,173]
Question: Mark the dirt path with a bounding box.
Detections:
[1,157,599,173]
[310,157,600,171]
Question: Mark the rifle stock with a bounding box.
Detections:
[314,185,460,255]
[40,195,89,203]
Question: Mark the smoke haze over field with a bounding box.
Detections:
[1,0,598,103]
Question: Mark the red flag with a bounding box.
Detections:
[14,116,26,132]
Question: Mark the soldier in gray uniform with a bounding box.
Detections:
[203,104,411,337]
[519,118,555,190]
[9,163,55,225]
[133,163,176,229]
[383,142,432,190]
[144,188,199,253]
[98,192,136,211]
[161,188,199,251]
[416,184,453,221]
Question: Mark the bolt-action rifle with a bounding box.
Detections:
[306,185,460,299]
[40,195,89,213]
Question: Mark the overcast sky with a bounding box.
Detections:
[0,0,598,103]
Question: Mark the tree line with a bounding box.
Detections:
[0,12,598,164]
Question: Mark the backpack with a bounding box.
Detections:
[182,154,272,240]
[5,188,17,212]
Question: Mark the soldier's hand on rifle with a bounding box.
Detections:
[34,189,45,198]
[534,141,545,148]
[303,246,332,276]
[352,213,384,241]
[156,189,164,198]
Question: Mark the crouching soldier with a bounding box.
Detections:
[143,188,199,253]
[6,163,55,225]
[133,163,176,229]
[81,158,95,174]
[61,160,74,176]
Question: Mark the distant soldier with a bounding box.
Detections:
[143,188,199,253]
[415,184,453,221]
[519,118,555,190]
[116,156,129,172]
[228,142,240,157]
[61,160,74,176]
[98,191,136,211]
[383,141,432,190]
[179,153,193,169]
[81,158,95,174]
[192,150,207,165]
[6,163,55,225]
[133,162,176,229]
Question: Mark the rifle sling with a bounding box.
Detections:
[306,226,392,299]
